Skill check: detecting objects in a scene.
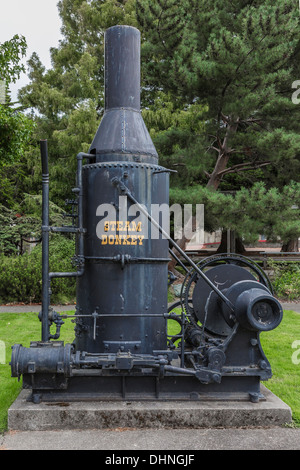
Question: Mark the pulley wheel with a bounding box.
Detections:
[192,264,256,336]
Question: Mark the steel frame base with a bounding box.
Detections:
[23,374,266,404]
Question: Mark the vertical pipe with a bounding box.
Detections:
[89,26,158,162]
[104,25,140,111]
[40,140,50,342]
[76,154,84,261]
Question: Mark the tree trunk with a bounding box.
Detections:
[206,153,231,190]
[206,117,239,189]
[216,230,246,254]
[168,117,239,272]
[281,238,299,252]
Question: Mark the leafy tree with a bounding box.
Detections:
[0,195,65,256]
[137,0,300,187]
[18,0,138,206]
[15,0,300,257]
[137,0,300,253]
[0,34,27,92]
[0,35,35,169]
[170,181,300,245]
[0,105,35,166]
[143,91,209,188]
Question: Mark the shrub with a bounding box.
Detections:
[0,236,76,304]
[269,260,300,301]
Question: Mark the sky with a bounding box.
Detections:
[0,0,63,101]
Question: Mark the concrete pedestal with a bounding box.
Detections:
[8,386,292,431]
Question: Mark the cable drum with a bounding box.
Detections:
[180,254,275,336]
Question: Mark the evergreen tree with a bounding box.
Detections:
[12,0,300,255]
[137,0,300,252]
[18,0,138,206]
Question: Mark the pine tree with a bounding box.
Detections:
[137,0,300,187]
[137,0,300,253]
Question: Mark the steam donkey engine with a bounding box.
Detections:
[11,26,283,403]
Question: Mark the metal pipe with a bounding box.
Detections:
[89,26,158,162]
[59,313,172,319]
[104,25,140,112]
[40,150,93,341]
[84,256,170,263]
[49,271,83,279]
[48,153,92,281]
[76,153,84,263]
[40,140,50,342]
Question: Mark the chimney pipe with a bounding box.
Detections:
[105,25,140,111]
[89,25,158,164]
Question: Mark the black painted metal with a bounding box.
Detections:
[10,25,284,404]
[75,161,169,354]
[89,26,158,163]
[112,177,235,313]
[40,140,50,342]
[192,264,257,336]
[76,25,170,355]
[23,375,265,404]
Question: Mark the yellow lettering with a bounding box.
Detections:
[101,222,144,245]
[138,236,144,245]
[131,235,137,245]
[110,221,116,231]
[115,234,122,245]
[129,221,142,232]
[123,235,131,245]
[104,220,143,233]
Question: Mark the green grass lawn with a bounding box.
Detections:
[0,309,299,432]
[0,311,76,432]
[260,310,300,425]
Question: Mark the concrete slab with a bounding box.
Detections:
[281,302,300,313]
[0,304,76,313]
[8,386,292,432]
[2,426,300,450]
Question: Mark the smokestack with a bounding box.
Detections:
[89,25,158,164]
